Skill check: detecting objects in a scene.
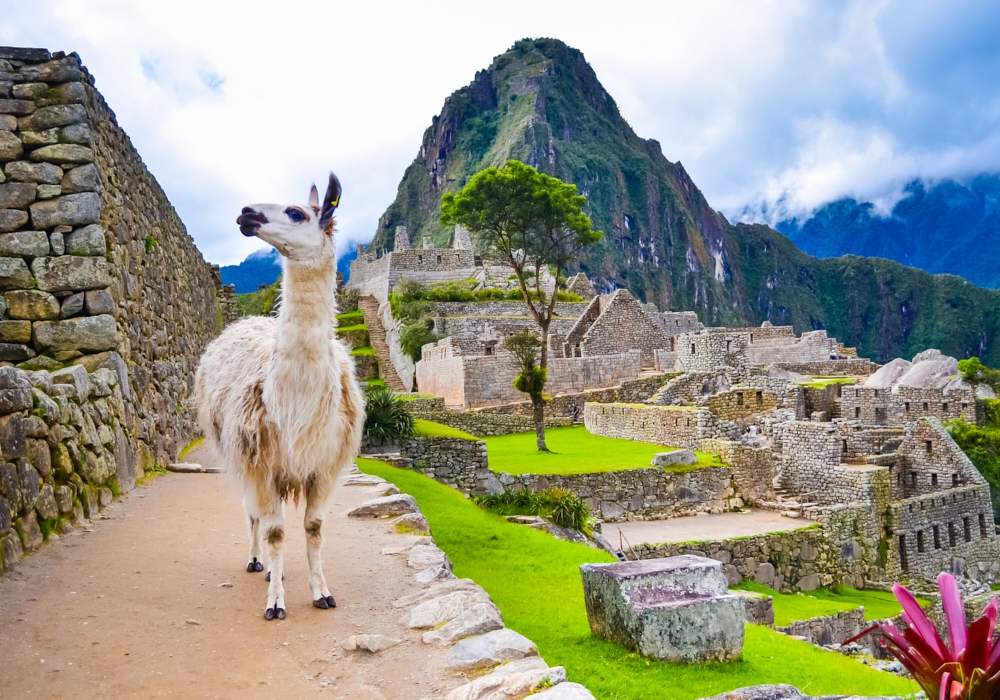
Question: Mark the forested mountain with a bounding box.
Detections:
[778,176,1000,289]
[368,38,1000,364]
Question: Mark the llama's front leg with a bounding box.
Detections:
[305,481,335,610]
[261,503,286,620]
[245,508,264,573]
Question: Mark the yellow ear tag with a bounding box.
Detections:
[330,197,339,207]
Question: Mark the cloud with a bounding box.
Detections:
[3,0,999,262]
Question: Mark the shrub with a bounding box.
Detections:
[399,321,440,362]
[363,387,415,441]
[475,487,593,536]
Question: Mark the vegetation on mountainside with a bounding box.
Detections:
[236,279,280,316]
[475,488,594,535]
[441,160,602,450]
[399,321,440,363]
[777,176,1000,289]
[363,387,415,441]
[358,459,915,699]
[368,37,1000,365]
[483,425,724,475]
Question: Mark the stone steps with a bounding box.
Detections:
[358,295,408,392]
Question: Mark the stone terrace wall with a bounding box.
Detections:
[398,436,489,493]
[426,301,590,318]
[584,402,736,450]
[772,359,878,376]
[0,48,221,464]
[0,363,152,573]
[700,438,773,504]
[776,608,866,647]
[634,524,855,593]
[411,409,572,436]
[496,466,740,521]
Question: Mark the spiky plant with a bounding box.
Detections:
[363,386,415,442]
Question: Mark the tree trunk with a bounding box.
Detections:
[531,392,548,452]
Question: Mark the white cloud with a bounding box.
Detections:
[3,0,998,263]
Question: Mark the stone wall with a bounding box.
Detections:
[633,524,847,593]
[772,359,878,376]
[0,48,221,464]
[411,409,572,436]
[745,330,840,366]
[347,248,477,302]
[776,609,866,647]
[426,301,589,318]
[495,466,740,521]
[705,387,780,421]
[398,436,489,493]
[0,362,152,573]
[675,329,750,379]
[584,402,736,450]
[416,347,642,408]
[699,438,773,504]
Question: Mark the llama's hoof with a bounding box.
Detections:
[313,596,336,610]
[325,595,336,608]
[247,559,263,573]
[264,607,285,621]
[276,607,286,620]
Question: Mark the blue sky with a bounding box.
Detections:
[4,0,999,265]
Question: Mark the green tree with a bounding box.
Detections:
[959,357,1000,394]
[504,333,549,450]
[441,160,602,450]
[399,321,439,363]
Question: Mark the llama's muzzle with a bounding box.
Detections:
[238,207,268,236]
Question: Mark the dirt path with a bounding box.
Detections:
[0,444,462,699]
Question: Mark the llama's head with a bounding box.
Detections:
[236,173,341,260]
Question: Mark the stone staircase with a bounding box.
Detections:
[358,295,408,392]
[759,484,821,519]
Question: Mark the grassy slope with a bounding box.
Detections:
[483,425,724,475]
[358,459,915,700]
[413,419,477,440]
[735,582,910,626]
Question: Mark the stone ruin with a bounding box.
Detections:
[581,556,745,662]
[0,47,228,574]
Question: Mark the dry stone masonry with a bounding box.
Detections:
[0,47,224,574]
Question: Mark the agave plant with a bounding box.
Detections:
[869,572,999,699]
[363,386,415,442]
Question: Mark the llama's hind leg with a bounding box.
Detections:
[304,479,335,609]
[245,505,264,573]
[260,499,287,620]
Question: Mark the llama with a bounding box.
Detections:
[194,174,364,620]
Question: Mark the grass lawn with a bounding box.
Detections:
[413,419,477,440]
[734,581,914,626]
[357,459,915,699]
[482,425,725,475]
[399,393,438,401]
[349,346,376,356]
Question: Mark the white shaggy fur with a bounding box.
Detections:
[194,175,364,620]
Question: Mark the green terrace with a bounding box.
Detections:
[358,459,916,700]
[410,422,725,475]
[793,376,858,390]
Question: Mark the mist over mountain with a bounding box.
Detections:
[777,175,1000,289]
[366,38,1000,365]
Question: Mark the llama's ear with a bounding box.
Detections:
[319,172,341,229]
[308,184,319,211]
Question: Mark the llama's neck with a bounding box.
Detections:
[272,255,338,378]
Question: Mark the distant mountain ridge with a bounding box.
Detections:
[777,175,1000,288]
[367,38,1000,364]
[219,248,281,293]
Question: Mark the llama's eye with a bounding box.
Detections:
[285,208,306,223]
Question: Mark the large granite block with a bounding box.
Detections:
[580,555,745,663]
